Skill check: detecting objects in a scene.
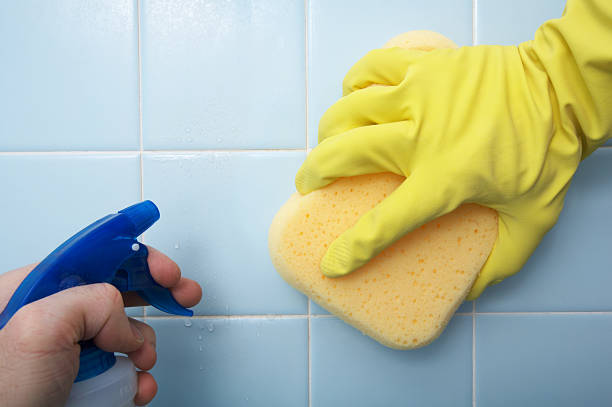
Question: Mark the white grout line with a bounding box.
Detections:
[472,0,478,46]
[143,313,340,319]
[0,150,142,156]
[141,148,307,153]
[474,311,612,315]
[304,2,313,405]
[137,0,144,203]
[308,301,312,407]
[304,0,310,157]
[472,301,476,407]
[136,0,147,321]
[146,314,311,320]
[0,148,308,156]
[304,0,309,153]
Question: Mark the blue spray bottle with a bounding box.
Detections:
[0,201,192,407]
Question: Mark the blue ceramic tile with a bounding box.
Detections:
[308,0,472,148]
[477,149,612,312]
[0,154,140,273]
[457,301,473,313]
[310,300,328,315]
[0,1,139,151]
[476,314,612,406]
[141,0,305,150]
[147,317,308,406]
[142,151,307,315]
[126,307,144,318]
[477,0,565,45]
[311,315,472,406]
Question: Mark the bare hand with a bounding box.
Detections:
[0,246,202,406]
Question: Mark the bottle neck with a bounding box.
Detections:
[76,340,116,382]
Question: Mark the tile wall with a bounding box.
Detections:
[2,1,611,406]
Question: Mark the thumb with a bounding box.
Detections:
[321,169,463,277]
[22,283,144,354]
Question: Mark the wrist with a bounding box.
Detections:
[527,0,612,157]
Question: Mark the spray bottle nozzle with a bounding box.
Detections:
[119,200,160,236]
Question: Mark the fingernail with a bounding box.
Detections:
[130,321,145,343]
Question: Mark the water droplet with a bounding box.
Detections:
[216,137,222,143]
[207,323,215,333]
[184,319,192,327]
[199,364,204,371]
[185,128,191,133]
[174,242,180,249]
[197,335,203,341]
[199,345,203,352]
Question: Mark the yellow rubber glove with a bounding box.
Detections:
[295,0,612,300]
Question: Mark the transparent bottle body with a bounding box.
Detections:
[65,356,137,407]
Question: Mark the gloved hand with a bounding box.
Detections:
[295,0,612,299]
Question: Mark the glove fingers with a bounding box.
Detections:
[319,85,408,143]
[466,211,547,300]
[296,121,415,194]
[321,169,463,277]
[342,48,425,95]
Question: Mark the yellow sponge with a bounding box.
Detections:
[383,30,459,50]
[268,32,498,349]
